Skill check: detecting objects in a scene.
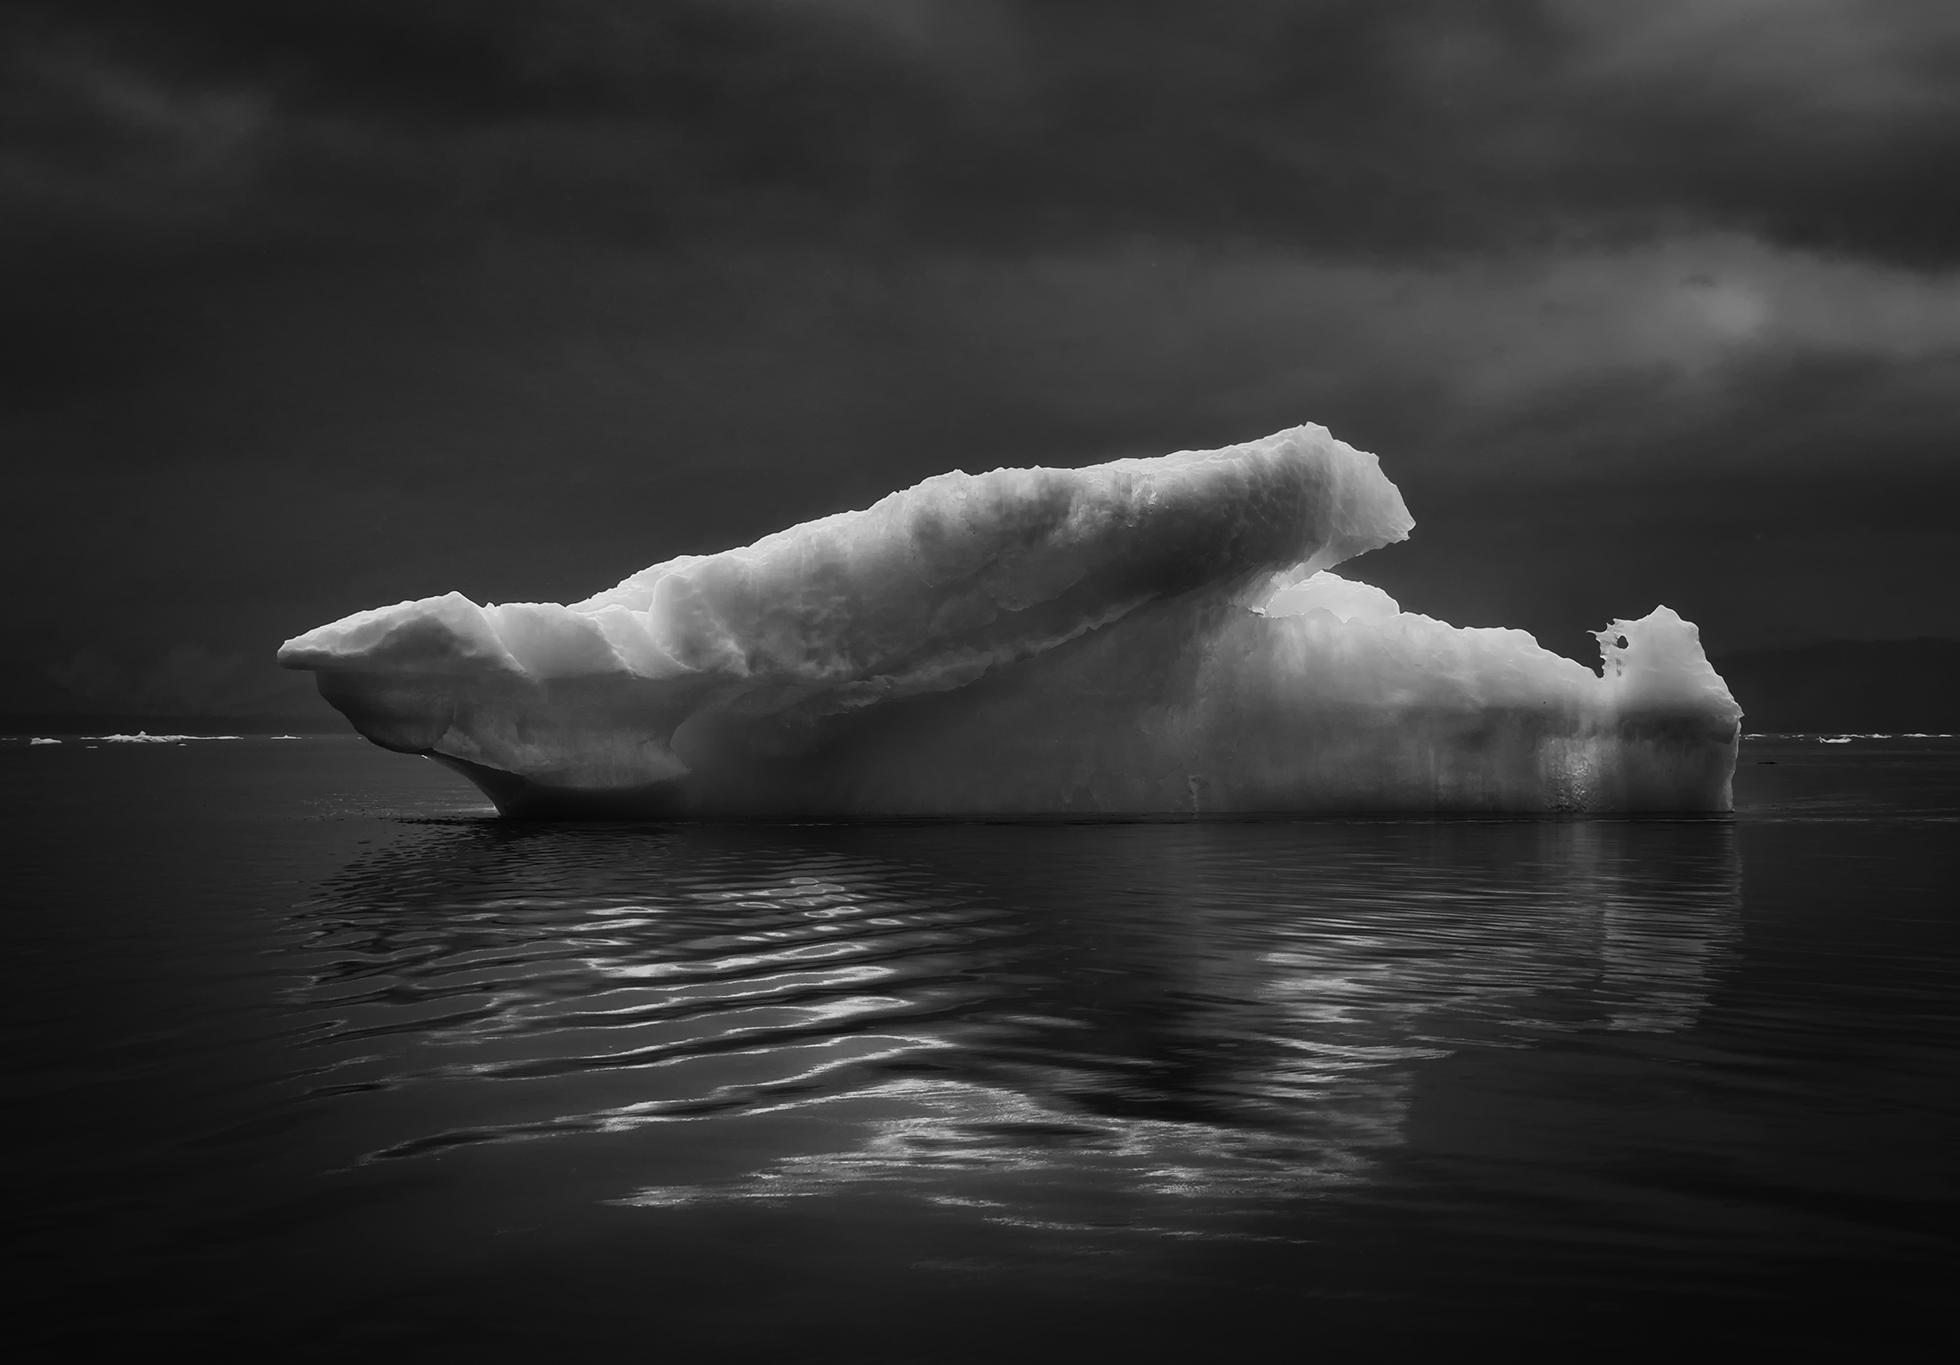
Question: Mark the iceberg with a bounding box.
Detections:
[278,425,1741,818]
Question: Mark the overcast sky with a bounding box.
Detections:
[5,0,1958,717]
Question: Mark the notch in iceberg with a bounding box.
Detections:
[278,425,1741,818]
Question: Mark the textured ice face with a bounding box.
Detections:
[281,425,1411,694]
[278,424,1740,816]
[1260,570,1403,623]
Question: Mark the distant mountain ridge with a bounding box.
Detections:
[1711,639,1959,733]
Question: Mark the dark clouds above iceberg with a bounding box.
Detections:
[5,0,1958,715]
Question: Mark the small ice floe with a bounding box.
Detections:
[269,734,302,740]
[29,737,61,746]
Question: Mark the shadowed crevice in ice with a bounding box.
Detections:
[278,425,1741,817]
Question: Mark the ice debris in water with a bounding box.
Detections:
[278,424,1741,818]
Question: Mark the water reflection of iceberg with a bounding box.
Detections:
[287,820,1738,1235]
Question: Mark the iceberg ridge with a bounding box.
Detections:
[278,424,1740,817]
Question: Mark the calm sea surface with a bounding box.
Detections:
[5,735,1956,1359]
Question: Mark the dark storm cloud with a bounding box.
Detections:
[8,0,1959,260]
[3,2,1958,716]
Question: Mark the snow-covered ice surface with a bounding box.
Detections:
[278,425,1741,818]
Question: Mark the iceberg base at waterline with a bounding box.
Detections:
[279,425,1742,819]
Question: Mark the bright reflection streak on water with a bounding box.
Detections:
[284,819,1738,1236]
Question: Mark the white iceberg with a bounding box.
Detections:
[278,425,1741,818]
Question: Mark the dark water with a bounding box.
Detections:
[5,736,1957,1359]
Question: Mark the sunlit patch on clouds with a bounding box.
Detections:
[826,232,1960,465]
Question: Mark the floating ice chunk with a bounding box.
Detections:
[92,732,243,743]
[29,737,61,746]
[278,424,1741,818]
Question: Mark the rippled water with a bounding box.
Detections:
[5,736,1956,1358]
